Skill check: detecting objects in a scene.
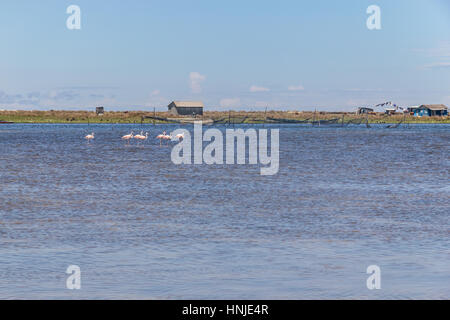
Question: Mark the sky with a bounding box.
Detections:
[0,0,449,111]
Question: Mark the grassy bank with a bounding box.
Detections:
[0,110,449,124]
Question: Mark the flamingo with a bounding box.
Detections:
[135,132,148,141]
[162,133,172,144]
[85,132,94,143]
[134,131,145,139]
[122,131,134,144]
[156,131,167,146]
[174,133,184,141]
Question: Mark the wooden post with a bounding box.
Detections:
[153,107,156,125]
[366,113,371,128]
[228,110,231,126]
[342,114,345,127]
[263,107,267,128]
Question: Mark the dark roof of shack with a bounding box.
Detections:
[420,104,448,110]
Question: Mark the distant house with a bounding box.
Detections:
[407,106,419,114]
[385,107,397,115]
[96,107,104,115]
[357,107,374,115]
[168,101,204,116]
[414,104,448,117]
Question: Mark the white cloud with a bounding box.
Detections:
[145,91,168,108]
[189,72,206,93]
[424,62,450,69]
[416,42,450,70]
[250,85,270,93]
[219,98,241,108]
[288,84,305,91]
[254,101,269,107]
[415,41,450,58]
[345,99,372,107]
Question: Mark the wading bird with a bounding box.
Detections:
[135,132,148,141]
[156,131,167,146]
[174,133,184,141]
[162,133,172,144]
[121,131,134,144]
[85,132,94,143]
[135,131,147,139]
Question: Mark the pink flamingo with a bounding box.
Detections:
[134,131,144,139]
[162,133,172,144]
[174,133,184,141]
[135,132,148,141]
[121,131,134,144]
[85,132,94,143]
[156,131,167,146]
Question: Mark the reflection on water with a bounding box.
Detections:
[0,124,449,299]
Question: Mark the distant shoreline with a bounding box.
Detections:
[1,110,449,124]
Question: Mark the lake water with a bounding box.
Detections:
[0,123,449,299]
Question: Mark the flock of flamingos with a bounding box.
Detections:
[84,130,184,145]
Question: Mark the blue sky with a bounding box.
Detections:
[0,0,449,111]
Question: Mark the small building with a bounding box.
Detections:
[96,106,104,115]
[357,107,374,115]
[385,107,397,115]
[407,106,419,114]
[414,104,448,117]
[168,101,203,116]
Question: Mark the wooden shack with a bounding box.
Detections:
[385,107,397,115]
[357,107,374,115]
[96,107,104,115]
[407,106,419,115]
[168,101,203,116]
[414,105,448,117]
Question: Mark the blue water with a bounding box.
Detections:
[0,124,449,299]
